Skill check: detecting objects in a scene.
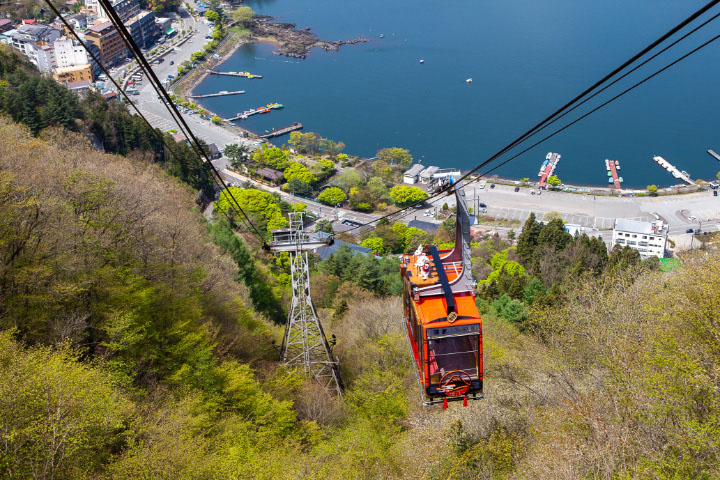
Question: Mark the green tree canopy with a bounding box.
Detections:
[287,177,312,197]
[318,187,347,206]
[253,146,290,170]
[647,184,658,194]
[336,168,365,192]
[376,147,413,168]
[231,5,255,25]
[284,162,316,184]
[205,10,220,23]
[360,236,385,255]
[389,185,428,207]
[546,175,561,187]
[215,187,288,232]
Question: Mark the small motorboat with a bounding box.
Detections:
[419,58,424,64]
[466,78,473,83]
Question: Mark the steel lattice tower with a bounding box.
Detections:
[269,213,343,395]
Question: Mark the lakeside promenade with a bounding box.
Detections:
[118,2,719,245]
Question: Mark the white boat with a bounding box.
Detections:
[419,58,424,64]
[466,78,472,83]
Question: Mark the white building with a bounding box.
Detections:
[7,24,61,57]
[33,44,56,73]
[612,218,668,258]
[54,36,89,68]
[419,166,439,184]
[403,164,424,184]
[84,0,105,20]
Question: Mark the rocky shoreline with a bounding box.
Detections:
[250,15,368,59]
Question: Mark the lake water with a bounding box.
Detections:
[194,0,720,187]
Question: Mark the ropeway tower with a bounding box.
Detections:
[268,212,343,395]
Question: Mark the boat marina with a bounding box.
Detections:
[605,159,623,191]
[189,90,245,99]
[259,122,303,139]
[652,155,696,185]
[538,152,561,189]
[207,70,263,79]
[226,103,284,122]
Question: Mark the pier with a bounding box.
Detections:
[652,155,696,185]
[189,90,245,99]
[259,122,303,139]
[207,70,263,79]
[605,159,622,191]
[538,152,561,189]
[226,103,284,122]
[708,149,720,162]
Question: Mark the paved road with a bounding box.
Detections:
[429,183,720,233]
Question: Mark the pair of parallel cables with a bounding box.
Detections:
[343,0,720,233]
[47,0,720,239]
[45,0,268,243]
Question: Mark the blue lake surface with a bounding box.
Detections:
[194,0,720,187]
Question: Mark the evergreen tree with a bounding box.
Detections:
[516,212,541,264]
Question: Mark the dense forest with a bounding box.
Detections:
[2,42,720,479]
[0,45,214,197]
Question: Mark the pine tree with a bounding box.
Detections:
[516,212,541,264]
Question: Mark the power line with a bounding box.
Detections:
[343,1,720,233]
[43,0,263,240]
[350,28,720,235]
[96,0,268,243]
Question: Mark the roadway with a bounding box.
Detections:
[420,183,720,235]
[101,8,720,244]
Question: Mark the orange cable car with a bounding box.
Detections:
[401,183,483,407]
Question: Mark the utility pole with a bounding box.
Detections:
[269,212,343,395]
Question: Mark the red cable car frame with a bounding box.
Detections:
[401,182,483,406]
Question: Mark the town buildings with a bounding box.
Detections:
[403,164,424,184]
[84,21,126,66]
[3,0,161,82]
[612,218,668,258]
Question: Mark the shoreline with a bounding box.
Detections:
[172,19,713,198]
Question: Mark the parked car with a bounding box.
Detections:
[478,203,487,208]
[170,60,174,65]
[514,187,520,192]
[686,228,694,233]
[490,184,496,189]
[714,190,718,197]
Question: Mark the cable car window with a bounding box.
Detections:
[428,335,479,384]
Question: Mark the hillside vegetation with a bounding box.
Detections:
[2,56,720,477]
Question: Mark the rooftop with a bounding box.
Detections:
[614,218,665,235]
[55,64,91,73]
[420,166,439,177]
[312,232,373,261]
[404,164,424,177]
[257,167,283,181]
[88,21,113,33]
[407,219,440,234]
[66,80,92,89]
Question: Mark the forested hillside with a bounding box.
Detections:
[2,43,720,478]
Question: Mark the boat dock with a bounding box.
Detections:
[605,159,623,191]
[538,152,561,189]
[652,155,696,185]
[708,149,720,162]
[207,70,263,79]
[226,103,284,122]
[189,90,245,99]
[259,122,303,139]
